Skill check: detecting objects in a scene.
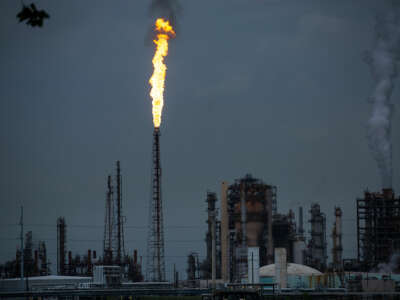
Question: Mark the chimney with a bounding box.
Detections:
[298,206,304,236]
[34,250,38,274]
[68,251,72,274]
[88,250,92,275]
[134,249,138,265]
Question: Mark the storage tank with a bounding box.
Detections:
[293,239,306,265]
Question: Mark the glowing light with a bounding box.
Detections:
[149,18,176,128]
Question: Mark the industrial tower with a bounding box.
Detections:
[332,206,343,271]
[57,217,66,275]
[307,204,327,272]
[116,161,124,265]
[146,128,166,281]
[103,175,114,265]
[102,161,125,266]
[357,188,400,270]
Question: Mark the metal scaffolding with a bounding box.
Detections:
[103,175,114,265]
[102,161,125,267]
[226,174,276,282]
[146,128,166,282]
[307,203,327,272]
[116,160,124,265]
[57,217,66,275]
[357,188,400,270]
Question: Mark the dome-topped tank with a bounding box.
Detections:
[259,263,322,277]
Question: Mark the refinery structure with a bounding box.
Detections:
[3,173,400,295]
[2,1,400,299]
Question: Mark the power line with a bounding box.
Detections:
[0,223,204,229]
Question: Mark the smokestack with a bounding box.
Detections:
[88,249,92,275]
[116,161,122,264]
[298,206,304,236]
[34,250,38,274]
[365,1,400,189]
[332,207,343,271]
[134,250,138,265]
[146,128,166,282]
[93,250,97,259]
[68,251,72,274]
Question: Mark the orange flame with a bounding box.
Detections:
[149,18,176,128]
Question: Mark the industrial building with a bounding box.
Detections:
[272,211,296,263]
[305,203,327,272]
[357,188,400,271]
[331,206,343,272]
[221,175,277,282]
[197,175,343,284]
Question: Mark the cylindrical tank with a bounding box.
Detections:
[293,239,306,265]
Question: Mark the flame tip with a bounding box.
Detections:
[149,18,175,128]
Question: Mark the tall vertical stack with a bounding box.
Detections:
[146,128,165,282]
[57,217,66,275]
[116,161,124,265]
[332,207,343,271]
[103,175,114,265]
[307,204,327,272]
[102,161,125,266]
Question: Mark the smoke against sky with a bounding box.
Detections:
[365,0,400,188]
[149,0,181,32]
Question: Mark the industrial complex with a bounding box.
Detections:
[1,1,400,299]
[1,171,400,297]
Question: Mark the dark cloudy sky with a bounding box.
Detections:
[1,0,399,279]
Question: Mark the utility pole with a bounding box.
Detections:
[19,206,24,289]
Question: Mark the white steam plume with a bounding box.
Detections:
[365,1,400,189]
[375,252,400,273]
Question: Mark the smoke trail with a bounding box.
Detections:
[149,0,181,28]
[365,1,400,189]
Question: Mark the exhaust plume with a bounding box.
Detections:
[375,252,400,273]
[365,1,400,189]
[149,0,181,29]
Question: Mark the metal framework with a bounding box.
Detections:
[103,175,114,265]
[102,161,125,267]
[116,161,125,265]
[307,204,327,272]
[227,174,276,282]
[272,211,297,263]
[57,217,66,275]
[146,128,166,281]
[357,189,400,270]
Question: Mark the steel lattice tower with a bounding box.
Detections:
[103,175,114,265]
[102,162,125,266]
[146,127,166,281]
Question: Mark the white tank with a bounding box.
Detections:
[293,239,306,265]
